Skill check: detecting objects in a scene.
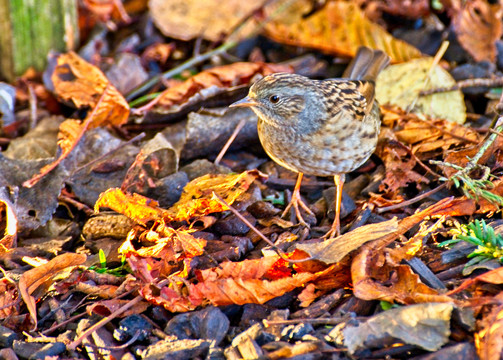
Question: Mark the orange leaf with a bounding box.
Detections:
[145,62,292,114]
[165,170,260,222]
[50,52,129,127]
[24,52,130,187]
[19,253,86,330]
[448,266,503,296]
[263,0,422,63]
[475,302,503,360]
[452,0,503,62]
[95,188,164,225]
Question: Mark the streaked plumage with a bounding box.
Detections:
[231,47,390,237]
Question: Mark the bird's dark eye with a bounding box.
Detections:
[269,95,280,103]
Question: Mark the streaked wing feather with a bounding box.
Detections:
[319,80,373,121]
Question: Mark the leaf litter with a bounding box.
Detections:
[1,0,503,359]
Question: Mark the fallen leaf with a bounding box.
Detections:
[295,218,399,264]
[19,253,87,330]
[144,62,292,119]
[451,0,503,62]
[47,52,129,127]
[475,302,503,360]
[263,0,422,63]
[448,266,503,296]
[149,0,267,41]
[376,57,466,124]
[339,303,453,353]
[0,190,17,250]
[24,52,130,187]
[165,170,260,222]
[0,278,18,319]
[95,188,164,225]
[351,198,457,304]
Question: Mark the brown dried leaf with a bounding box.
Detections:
[19,253,87,330]
[49,52,129,127]
[263,0,422,63]
[147,62,292,116]
[476,302,503,360]
[24,52,130,187]
[351,198,458,304]
[149,0,267,41]
[452,0,503,62]
[448,266,503,296]
[295,218,399,264]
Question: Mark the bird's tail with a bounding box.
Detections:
[343,47,390,81]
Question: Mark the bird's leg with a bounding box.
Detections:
[282,173,315,227]
[324,174,345,239]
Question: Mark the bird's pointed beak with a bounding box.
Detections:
[230,96,259,108]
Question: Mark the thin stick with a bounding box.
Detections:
[68,295,143,350]
[214,118,246,165]
[377,183,448,213]
[406,41,449,112]
[419,77,503,96]
[212,192,314,263]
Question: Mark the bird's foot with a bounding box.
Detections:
[282,188,315,227]
[322,218,340,240]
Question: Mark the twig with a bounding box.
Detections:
[212,192,314,263]
[377,183,448,213]
[419,77,503,96]
[406,41,449,113]
[214,118,246,165]
[428,88,503,204]
[68,295,143,350]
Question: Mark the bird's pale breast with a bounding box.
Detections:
[257,102,380,177]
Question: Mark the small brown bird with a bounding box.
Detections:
[231,47,390,238]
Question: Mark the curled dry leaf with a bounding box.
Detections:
[351,198,459,304]
[119,226,206,260]
[448,265,503,296]
[451,0,503,62]
[19,253,87,330]
[263,0,422,63]
[47,52,129,127]
[145,62,292,119]
[24,52,130,187]
[0,190,17,250]
[295,218,398,264]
